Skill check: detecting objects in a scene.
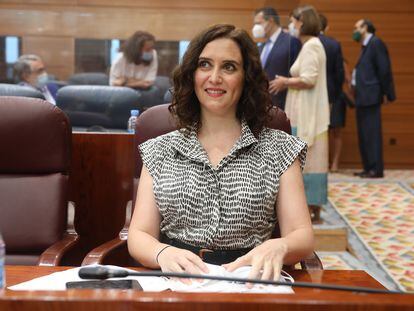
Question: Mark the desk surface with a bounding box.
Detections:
[1,266,413,311]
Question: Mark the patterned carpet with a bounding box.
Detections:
[318,252,357,270]
[328,180,414,292]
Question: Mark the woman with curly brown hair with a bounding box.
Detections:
[110,31,158,89]
[128,24,313,284]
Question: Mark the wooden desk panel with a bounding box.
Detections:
[2,266,414,311]
[66,132,134,265]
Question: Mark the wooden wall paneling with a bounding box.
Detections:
[74,0,297,11]
[300,0,414,13]
[340,133,414,168]
[1,0,76,4]
[0,0,413,168]
[0,5,254,40]
[22,36,74,80]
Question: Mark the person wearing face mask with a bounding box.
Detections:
[269,6,329,223]
[110,31,158,90]
[13,54,57,105]
[253,7,301,110]
[351,19,396,179]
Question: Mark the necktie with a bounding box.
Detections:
[260,40,272,66]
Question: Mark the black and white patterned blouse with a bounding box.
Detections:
[139,121,307,250]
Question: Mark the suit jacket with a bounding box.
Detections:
[319,34,344,104]
[260,31,301,108]
[355,35,396,107]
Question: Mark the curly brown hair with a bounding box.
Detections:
[121,31,155,65]
[169,24,272,136]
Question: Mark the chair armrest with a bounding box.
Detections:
[38,232,80,266]
[300,252,323,270]
[81,202,133,266]
[81,237,127,266]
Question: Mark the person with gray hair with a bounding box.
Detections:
[13,54,56,104]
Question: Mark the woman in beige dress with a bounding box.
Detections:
[270,5,329,221]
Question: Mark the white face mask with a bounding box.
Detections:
[252,24,266,38]
[141,51,153,62]
[288,22,299,38]
[36,72,49,86]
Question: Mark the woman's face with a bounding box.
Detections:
[194,38,244,118]
[141,40,154,53]
[290,16,303,35]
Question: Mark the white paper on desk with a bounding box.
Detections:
[8,265,170,292]
[168,263,294,294]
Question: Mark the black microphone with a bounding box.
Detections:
[78,266,406,294]
[78,266,129,279]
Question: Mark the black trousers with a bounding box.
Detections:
[355,105,384,174]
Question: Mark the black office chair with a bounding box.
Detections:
[0,83,45,99]
[67,73,109,86]
[56,85,141,129]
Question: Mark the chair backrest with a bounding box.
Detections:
[132,104,291,205]
[0,83,45,100]
[0,96,71,265]
[67,73,109,86]
[153,76,171,101]
[56,85,141,129]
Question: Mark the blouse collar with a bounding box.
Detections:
[170,120,258,168]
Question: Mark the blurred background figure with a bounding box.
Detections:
[253,7,301,110]
[13,54,57,104]
[318,13,345,172]
[110,31,158,90]
[270,5,329,222]
[352,19,396,178]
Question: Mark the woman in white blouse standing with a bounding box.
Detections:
[271,6,329,221]
[110,31,158,90]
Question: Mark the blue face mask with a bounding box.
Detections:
[36,72,49,86]
[141,51,153,62]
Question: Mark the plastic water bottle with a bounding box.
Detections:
[127,109,140,133]
[0,232,5,289]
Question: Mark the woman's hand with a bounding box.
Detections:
[223,239,288,287]
[157,246,209,284]
[269,76,288,95]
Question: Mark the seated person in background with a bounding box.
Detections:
[128,24,314,283]
[13,54,57,104]
[110,31,158,90]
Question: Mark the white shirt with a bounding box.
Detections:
[109,50,158,86]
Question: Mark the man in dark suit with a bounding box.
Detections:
[352,19,396,178]
[253,7,301,110]
[318,14,345,172]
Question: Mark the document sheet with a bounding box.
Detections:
[9,264,294,293]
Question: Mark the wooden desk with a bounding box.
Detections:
[1,266,413,310]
